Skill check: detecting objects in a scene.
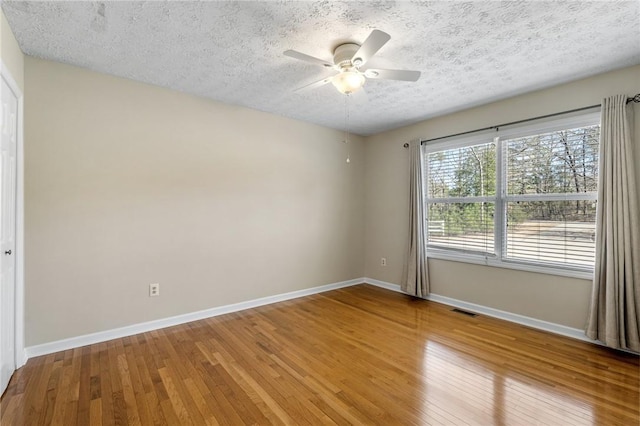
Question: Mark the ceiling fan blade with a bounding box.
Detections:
[284,50,334,68]
[294,75,335,92]
[351,30,391,67]
[364,68,421,82]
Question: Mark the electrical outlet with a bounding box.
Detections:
[381,257,387,266]
[149,283,160,297]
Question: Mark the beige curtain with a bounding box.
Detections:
[401,139,429,298]
[586,95,640,352]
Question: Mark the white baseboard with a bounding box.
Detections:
[17,349,27,369]
[23,276,635,362]
[427,293,593,342]
[363,277,596,344]
[25,277,365,360]
[363,277,405,293]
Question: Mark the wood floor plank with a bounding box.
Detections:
[2,284,638,425]
[77,347,93,425]
[89,398,102,426]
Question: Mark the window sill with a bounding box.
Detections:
[426,250,594,280]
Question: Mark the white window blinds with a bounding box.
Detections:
[422,112,600,274]
[426,142,496,255]
[503,125,599,267]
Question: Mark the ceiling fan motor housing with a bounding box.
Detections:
[333,43,361,70]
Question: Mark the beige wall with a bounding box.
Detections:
[364,65,640,329]
[0,10,24,90]
[25,57,365,346]
[19,51,640,345]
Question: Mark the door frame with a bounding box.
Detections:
[1,60,25,369]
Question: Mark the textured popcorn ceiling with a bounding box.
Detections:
[3,1,639,135]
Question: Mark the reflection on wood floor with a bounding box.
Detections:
[1,284,638,425]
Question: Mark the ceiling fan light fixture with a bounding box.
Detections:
[332,71,365,94]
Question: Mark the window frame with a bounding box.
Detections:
[422,110,601,280]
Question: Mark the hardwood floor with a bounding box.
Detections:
[1,284,638,425]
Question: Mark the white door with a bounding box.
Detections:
[0,75,18,395]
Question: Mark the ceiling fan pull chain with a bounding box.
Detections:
[344,95,351,164]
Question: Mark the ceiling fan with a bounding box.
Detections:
[284,30,421,95]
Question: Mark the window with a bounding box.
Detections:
[423,111,600,277]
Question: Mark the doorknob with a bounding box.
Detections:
[4,250,11,255]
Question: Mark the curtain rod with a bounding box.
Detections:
[407,93,640,147]
[419,104,599,145]
[627,93,640,104]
